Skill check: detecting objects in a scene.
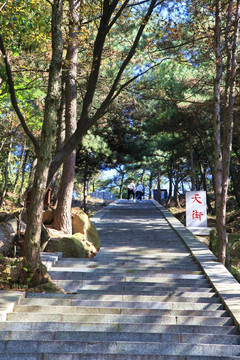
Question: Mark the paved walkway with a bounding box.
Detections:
[91,199,240,331]
[1,199,240,358]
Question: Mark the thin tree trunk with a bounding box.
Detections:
[174,172,181,208]
[119,172,125,199]
[157,168,161,203]
[214,0,224,263]
[189,138,196,190]
[214,0,240,267]
[83,179,88,213]
[0,133,13,207]
[18,149,29,203]
[53,0,79,233]
[13,139,26,194]
[149,172,153,199]
[23,0,63,282]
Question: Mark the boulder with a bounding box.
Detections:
[42,210,54,225]
[45,233,97,258]
[0,257,25,284]
[40,224,51,251]
[0,218,26,255]
[72,208,100,250]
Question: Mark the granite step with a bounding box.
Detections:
[1,339,240,357]
[0,321,237,334]
[1,354,240,360]
[49,269,204,280]
[21,297,225,311]
[1,330,239,344]
[6,312,234,326]
[12,304,228,317]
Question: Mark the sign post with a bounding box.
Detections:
[186,191,210,235]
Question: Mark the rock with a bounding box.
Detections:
[40,224,50,251]
[42,210,54,225]
[0,218,26,255]
[0,257,25,283]
[45,233,97,258]
[72,208,100,250]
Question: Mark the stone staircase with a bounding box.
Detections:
[1,200,240,359]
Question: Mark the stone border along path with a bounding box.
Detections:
[0,199,240,358]
[151,199,240,332]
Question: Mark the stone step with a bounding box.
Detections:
[0,330,239,344]
[13,304,228,318]
[6,312,233,326]
[27,283,215,295]
[1,354,240,360]
[1,339,240,356]
[59,280,213,298]
[0,321,237,334]
[74,289,217,298]
[49,268,202,276]
[21,297,225,311]
[51,278,210,287]
[90,255,196,262]
[2,355,240,360]
[25,292,221,303]
[53,279,212,290]
[49,270,204,280]
[56,259,199,268]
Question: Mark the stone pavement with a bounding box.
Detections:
[1,199,240,358]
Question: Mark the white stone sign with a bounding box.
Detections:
[186,191,209,235]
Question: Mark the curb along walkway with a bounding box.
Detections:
[1,199,240,359]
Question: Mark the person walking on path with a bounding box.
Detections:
[127,180,136,201]
[136,181,144,201]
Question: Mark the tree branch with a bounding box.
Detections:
[0,34,40,152]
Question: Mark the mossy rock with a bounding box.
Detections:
[0,256,25,286]
[46,233,97,258]
[72,208,100,250]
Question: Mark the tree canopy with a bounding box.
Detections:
[1,0,240,281]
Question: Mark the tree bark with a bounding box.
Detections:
[157,168,161,203]
[18,149,29,203]
[13,139,26,194]
[53,0,79,234]
[23,0,63,281]
[173,172,181,208]
[189,137,196,191]
[0,132,13,207]
[214,0,240,267]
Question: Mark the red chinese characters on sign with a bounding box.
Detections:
[186,191,207,229]
[191,194,203,221]
[191,194,202,204]
[192,210,203,221]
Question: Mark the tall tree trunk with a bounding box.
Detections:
[157,168,161,203]
[83,179,88,213]
[119,172,125,199]
[23,0,63,282]
[149,172,153,199]
[0,132,13,207]
[189,137,196,190]
[18,149,29,203]
[173,172,181,208]
[53,0,79,233]
[214,0,240,267]
[13,139,26,194]
[214,0,224,263]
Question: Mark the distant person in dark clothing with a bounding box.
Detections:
[136,182,144,201]
[127,180,136,201]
